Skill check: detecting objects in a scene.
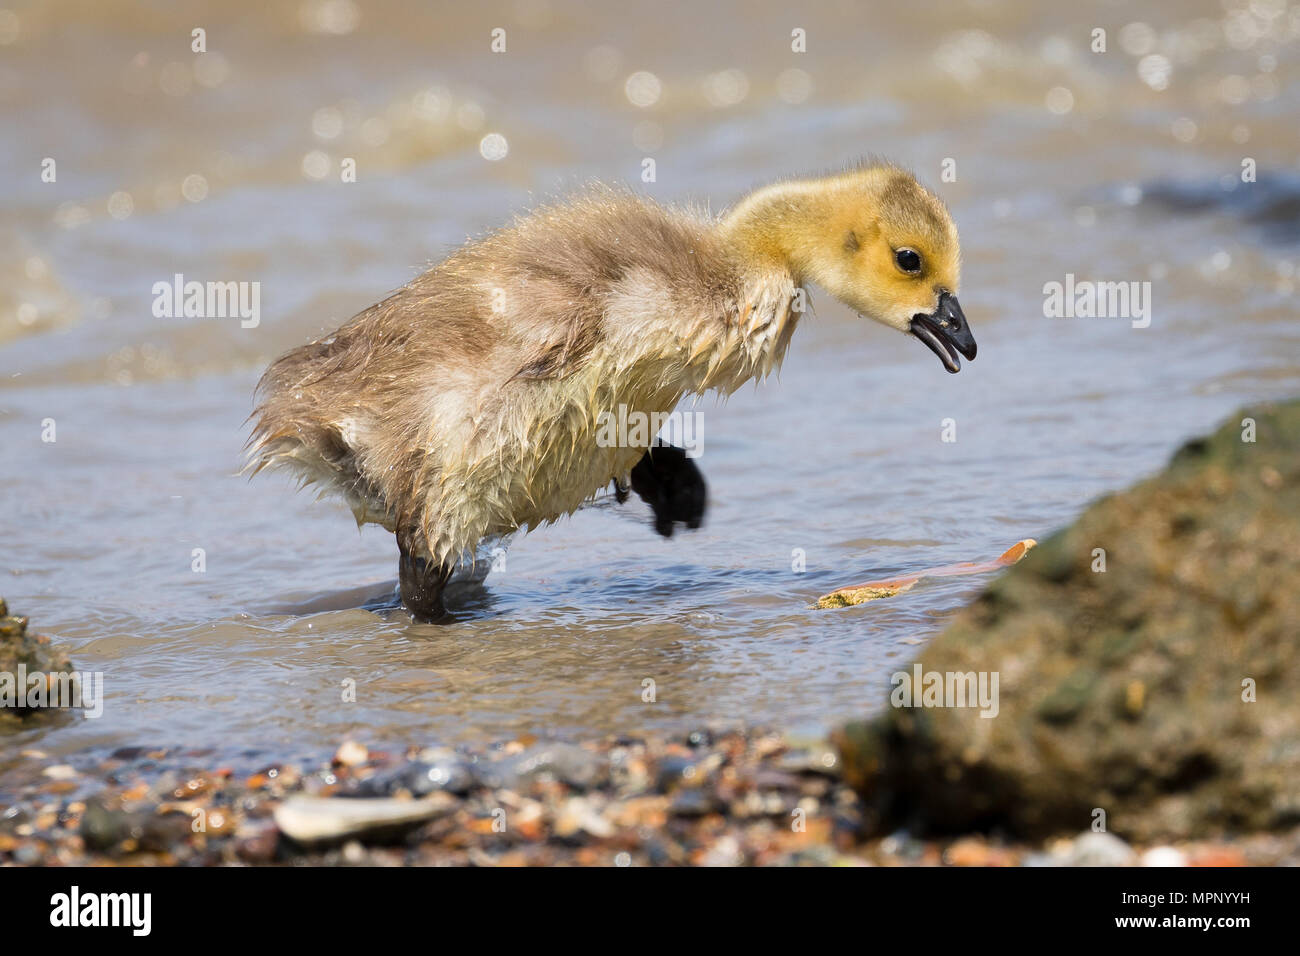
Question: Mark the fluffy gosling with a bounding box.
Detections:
[249,162,975,620]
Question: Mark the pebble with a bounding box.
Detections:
[13,842,42,865]
[366,749,478,796]
[1189,845,1247,866]
[474,742,607,791]
[669,787,721,817]
[945,836,1017,867]
[699,835,744,866]
[775,740,839,775]
[1141,845,1188,867]
[553,797,614,839]
[79,802,143,852]
[655,755,699,790]
[1060,831,1137,867]
[273,793,455,844]
[233,820,279,863]
[333,741,369,767]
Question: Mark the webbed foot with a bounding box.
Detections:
[625,443,707,538]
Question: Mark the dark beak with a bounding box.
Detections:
[909,292,977,374]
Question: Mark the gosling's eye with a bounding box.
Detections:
[895,248,922,274]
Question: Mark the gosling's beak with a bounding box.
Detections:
[909,292,977,374]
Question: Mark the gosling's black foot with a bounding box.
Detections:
[627,443,707,538]
[397,529,454,622]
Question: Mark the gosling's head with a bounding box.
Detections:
[723,164,977,373]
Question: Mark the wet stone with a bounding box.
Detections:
[109,746,150,761]
[234,821,279,863]
[655,755,699,791]
[669,788,722,818]
[13,842,42,865]
[359,755,475,797]
[273,793,455,845]
[79,802,142,853]
[1060,832,1136,867]
[139,812,193,853]
[474,742,607,791]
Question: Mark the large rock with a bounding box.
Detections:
[836,400,1300,841]
[0,599,76,729]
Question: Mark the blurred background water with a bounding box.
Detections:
[1,0,1297,772]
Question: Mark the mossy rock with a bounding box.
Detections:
[0,598,77,729]
[836,399,1300,841]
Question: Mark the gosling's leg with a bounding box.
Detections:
[621,442,707,538]
[396,528,454,622]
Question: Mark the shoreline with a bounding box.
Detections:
[3,728,1294,867]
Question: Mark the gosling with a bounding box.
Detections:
[248,162,976,621]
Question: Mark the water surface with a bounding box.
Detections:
[2,0,1298,771]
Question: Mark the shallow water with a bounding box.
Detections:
[2,0,1298,773]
